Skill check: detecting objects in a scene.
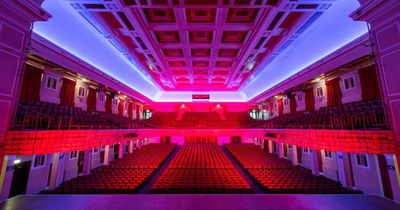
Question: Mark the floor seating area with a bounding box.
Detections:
[150,143,252,193]
[13,100,143,130]
[225,144,359,194]
[43,144,176,194]
[259,100,388,130]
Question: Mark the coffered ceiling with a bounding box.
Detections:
[67,0,335,91]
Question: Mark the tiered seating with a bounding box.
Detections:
[259,100,389,130]
[47,168,153,194]
[226,112,258,128]
[142,112,177,128]
[13,100,142,130]
[167,143,233,169]
[43,144,176,194]
[14,100,386,130]
[225,144,359,194]
[249,167,351,193]
[150,143,252,193]
[108,144,176,169]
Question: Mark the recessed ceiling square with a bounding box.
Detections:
[186,8,216,23]
[226,8,259,23]
[189,31,213,43]
[143,9,176,23]
[221,31,248,43]
[154,31,180,43]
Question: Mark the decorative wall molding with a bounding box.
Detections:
[0,0,50,24]
[250,34,371,103]
[351,0,400,22]
[30,33,153,104]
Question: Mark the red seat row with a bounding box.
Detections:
[225,144,293,170]
[43,144,176,194]
[13,100,142,130]
[225,144,360,194]
[258,100,388,130]
[108,144,176,169]
[150,143,253,194]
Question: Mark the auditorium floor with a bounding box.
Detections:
[1,194,399,210]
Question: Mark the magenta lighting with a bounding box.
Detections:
[2,0,400,209]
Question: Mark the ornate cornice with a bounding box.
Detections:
[250,33,371,103]
[0,0,51,23]
[351,0,400,22]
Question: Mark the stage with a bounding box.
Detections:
[1,194,399,210]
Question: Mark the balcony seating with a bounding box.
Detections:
[43,144,176,194]
[13,100,143,130]
[258,100,389,130]
[13,99,388,130]
[225,144,360,194]
[150,143,253,193]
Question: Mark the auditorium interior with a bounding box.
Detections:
[1,0,400,209]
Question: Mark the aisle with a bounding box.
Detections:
[137,146,180,193]
[221,145,265,194]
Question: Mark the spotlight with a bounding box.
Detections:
[216,104,221,108]
[181,104,185,108]
[13,159,21,165]
[81,78,87,82]
[274,95,278,99]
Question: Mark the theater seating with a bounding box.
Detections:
[144,112,178,128]
[145,112,256,129]
[13,100,144,130]
[43,144,176,194]
[225,144,360,194]
[258,100,389,130]
[48,168,153,194]
[14,100,386,131]
[150,143,252,193]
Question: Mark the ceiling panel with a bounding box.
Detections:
[67,0,335,91]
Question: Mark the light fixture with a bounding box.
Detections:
[13,159,21,165]
[148,64,154,71]
[274,95,278,99]
[81,78,87,82]
[216,104,221,108]
[247,62,255,71]
[181,104,185,108]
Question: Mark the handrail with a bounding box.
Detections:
[11,103,147,131]
[11,101,390,131]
